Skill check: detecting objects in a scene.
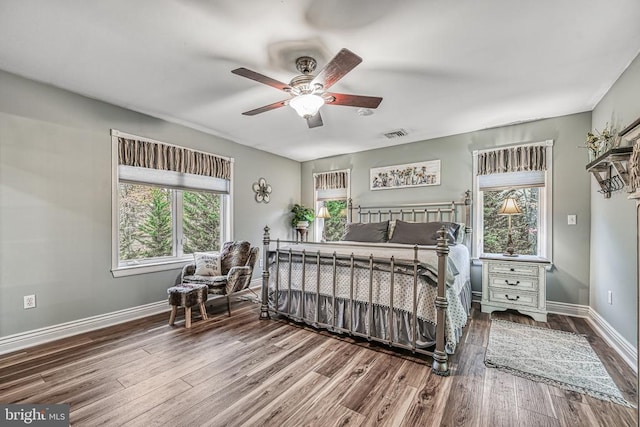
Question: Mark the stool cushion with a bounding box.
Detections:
[167,284,208,307]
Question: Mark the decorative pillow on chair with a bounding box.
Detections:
[193,252,221,276]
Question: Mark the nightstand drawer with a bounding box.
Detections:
[488,289,538,308]
[488,262,539,277]
[488,275,538,292]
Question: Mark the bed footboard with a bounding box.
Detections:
[259,225,451,376]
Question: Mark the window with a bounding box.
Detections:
[481,187,540,255]
[314,170,350,242]
[112,131,232,276]
[118,184,223,262]
[473,141,553,260]
[319,200,349,241]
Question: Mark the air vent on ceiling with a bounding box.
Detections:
[383,129,408,139]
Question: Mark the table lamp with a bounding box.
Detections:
[498,196,522,257]
[316,203,331,242]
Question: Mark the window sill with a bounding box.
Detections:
[112,258,192,278]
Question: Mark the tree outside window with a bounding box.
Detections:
[118,183,222,263]
[322,200,348,241]
[183,191,221,253]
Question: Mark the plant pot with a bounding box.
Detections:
[296,221,309,229]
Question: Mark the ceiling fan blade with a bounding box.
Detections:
[232,68,291,92]
[311,48,362,90]
[326,93,383,109]
[306,112,323,128]
[242,99,288,116]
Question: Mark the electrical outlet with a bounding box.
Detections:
[567,214,577,225]
[259,258,263,268]
[607,290,613,305]
[23,294,36,309]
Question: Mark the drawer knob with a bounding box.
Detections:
[505,280,520,286]
[510,268,515,272]
[505,295,520,301]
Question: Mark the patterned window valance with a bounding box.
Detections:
[314,170,348,190]
[477,144,547,176]
[118,137,231,180]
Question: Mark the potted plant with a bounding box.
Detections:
[581,122,618,162]
[290,203,315,229]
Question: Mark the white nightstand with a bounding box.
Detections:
[480,254,550,322]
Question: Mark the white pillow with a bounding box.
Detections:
[194,252,221,276]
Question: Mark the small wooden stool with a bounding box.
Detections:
[167,284,209,328]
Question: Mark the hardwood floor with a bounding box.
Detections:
[0,301,636,426]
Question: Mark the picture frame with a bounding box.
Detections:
[370,159,441,190]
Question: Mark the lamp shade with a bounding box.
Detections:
[316,205,331,219]
[289,94,325,118]
[498,197,522,215]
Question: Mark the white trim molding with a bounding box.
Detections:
[0,279,263,356]
[587,308,637,373]
[546,300,590,318]
[0,301,167,355]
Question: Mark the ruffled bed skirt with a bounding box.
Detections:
[269,281,471,354]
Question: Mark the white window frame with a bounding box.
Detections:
[472,140,553,262]
[313,169,351,242]
[111,131,233,277]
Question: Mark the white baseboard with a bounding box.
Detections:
[472,290,482,303]
[587,308,638,373]
[0,300,168,355]
[546,300,590,318]
[0,279,264,356]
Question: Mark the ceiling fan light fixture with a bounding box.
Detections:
[289,93,325,118]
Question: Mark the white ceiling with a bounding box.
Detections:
[1,0,639,162]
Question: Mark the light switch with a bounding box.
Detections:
[567,214,577,225]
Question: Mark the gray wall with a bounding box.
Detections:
[0,70,300,337]
[591,53,640,346]
[302,113,593,306]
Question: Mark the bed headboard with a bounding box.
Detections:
[347,190,472,247]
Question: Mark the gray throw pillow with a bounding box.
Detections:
[341,221,389,243]
[388,221,459,245]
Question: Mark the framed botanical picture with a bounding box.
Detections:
[370,160,441,190]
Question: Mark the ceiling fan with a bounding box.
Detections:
[231,48,382,128]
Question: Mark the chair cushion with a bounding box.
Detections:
[220,241,251,275]
[183,274,227,287]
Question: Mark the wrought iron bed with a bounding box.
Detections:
[259,191,472,376]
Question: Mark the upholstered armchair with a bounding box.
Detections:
[181,241,259,316]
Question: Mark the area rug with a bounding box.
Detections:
[484,319,632,407]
